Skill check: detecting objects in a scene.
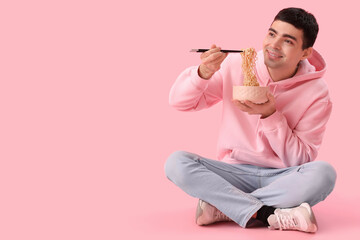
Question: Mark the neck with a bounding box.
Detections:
[268,64,299,82]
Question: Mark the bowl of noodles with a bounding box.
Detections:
[233,48,269,104]
[233,86,269,104]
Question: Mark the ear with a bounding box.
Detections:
[300,47,313,60]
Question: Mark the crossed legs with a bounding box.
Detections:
[165,151,336,229]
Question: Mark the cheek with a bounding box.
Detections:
[283,47,296,57]
[263,37,270,47]
[285,51,302,64]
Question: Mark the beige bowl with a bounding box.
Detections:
[233,86,269,104]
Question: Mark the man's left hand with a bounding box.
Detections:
[233,91,276,118]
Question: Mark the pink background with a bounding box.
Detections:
[1,0,359,239]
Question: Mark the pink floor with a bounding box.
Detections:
[126,187,360,240]
[121,157,360,240]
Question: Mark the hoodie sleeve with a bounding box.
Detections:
[169,66,223,111]
[260,99,332,167]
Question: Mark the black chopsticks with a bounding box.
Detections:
[190,49,244,53]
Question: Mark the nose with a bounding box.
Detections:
[270,37,281,50]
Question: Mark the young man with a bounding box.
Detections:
[165,8,336,233]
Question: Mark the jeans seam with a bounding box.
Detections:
[198,158,258,176]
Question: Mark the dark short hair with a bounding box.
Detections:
[274,8,319,49]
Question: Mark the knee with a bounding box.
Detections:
[301,161,337,204]
[309,161,337,191]
[164,150,195,183]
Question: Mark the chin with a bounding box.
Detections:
[264,59,276,69]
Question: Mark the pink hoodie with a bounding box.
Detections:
[169,49,332,168]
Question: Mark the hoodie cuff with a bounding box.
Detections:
[190,66,210,91]
[260,110,286,132]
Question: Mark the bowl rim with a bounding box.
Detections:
[233,85,269,88]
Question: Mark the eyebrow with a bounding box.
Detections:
[269,28,298,42]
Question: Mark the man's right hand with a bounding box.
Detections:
[198,44,228,80]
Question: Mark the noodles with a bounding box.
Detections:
[241,48,259,86]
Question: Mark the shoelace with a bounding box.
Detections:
[275,211,298,230]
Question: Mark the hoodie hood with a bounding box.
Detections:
[256,49,326,88]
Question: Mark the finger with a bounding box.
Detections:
[206,46,221,56]
[242,101,261,115]
[232,100,251,111]
[243,100,257,108]
[211,52,228,63]
[206,57,226,70]
[205,51,223,60]
[201,46,221,59]
[267,91,275,103]
[203,51,227,64]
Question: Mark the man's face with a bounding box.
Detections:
[263,20,310,72]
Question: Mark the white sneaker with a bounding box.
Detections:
[195,199,232,225]
[267,203,318,233]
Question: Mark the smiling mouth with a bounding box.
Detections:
[267,50,283,59]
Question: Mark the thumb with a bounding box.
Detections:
[267,91,275,102]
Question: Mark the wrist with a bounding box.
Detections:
[261,108,276,119]
[198,64,214,80]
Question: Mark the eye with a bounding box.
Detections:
[285,39,294,45]
[268,32,275,37]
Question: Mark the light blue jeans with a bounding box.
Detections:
[164,151,336,228]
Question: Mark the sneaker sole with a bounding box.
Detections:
[300,203,318,232]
